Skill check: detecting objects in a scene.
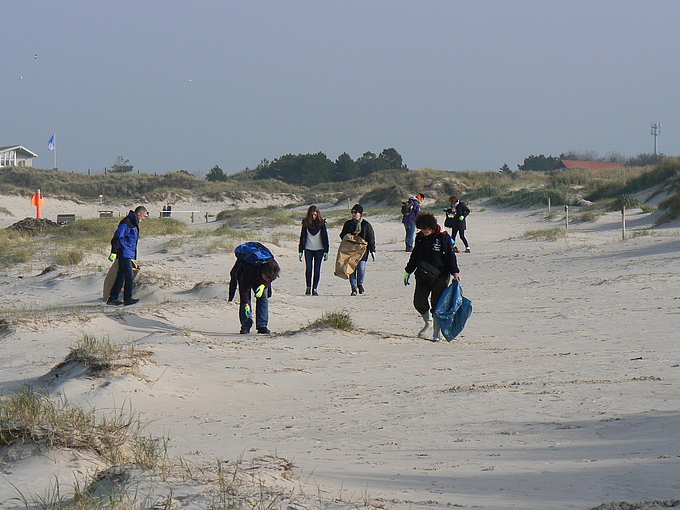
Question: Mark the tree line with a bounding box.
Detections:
[508,151,667,173]
[206,148,406,185]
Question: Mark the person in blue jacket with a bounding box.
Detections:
[107,206,148,306]
[402,193,423,252]
[298,205,330,296]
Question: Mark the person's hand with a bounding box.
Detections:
[244,304,252,318]
[459,215,465,221]
[108,253,117,262]
[254,284,266,298]
[371,252,376,262]
[403,271,411,286]
[453,273,461,282]
[298,252,303,262]
[323,252,328,261]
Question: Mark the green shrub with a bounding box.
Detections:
[610,195,643,210]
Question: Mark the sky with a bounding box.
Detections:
[3,0,680,176]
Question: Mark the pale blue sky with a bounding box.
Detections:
[3,0,679,176]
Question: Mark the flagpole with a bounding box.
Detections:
[53,135,57,170]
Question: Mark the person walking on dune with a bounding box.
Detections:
[339,204,376,296]
[107,205,148,306]
[298,205,330,296]
[404,212,461,342]
[401,193,423,252]
[445,195,471,253]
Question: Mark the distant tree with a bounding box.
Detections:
[110,156,133,173]
[356,151,379,176]
[559,150,599,161]
[378,148,406,170]
[518,154,559,172]
[499,163,512,175]
[625,152,666,167]
[206,165,227,182]
[335,152,359,181]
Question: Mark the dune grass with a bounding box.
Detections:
[523,227,567,241]
[305,310,355,331]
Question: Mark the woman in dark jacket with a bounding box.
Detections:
[339,204,376,296]
[404,212,460,341]
[445,195,471,252]
[298,205,330,296]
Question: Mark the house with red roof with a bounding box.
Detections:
[552,160,624,171]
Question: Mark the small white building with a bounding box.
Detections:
[0,145,38,167]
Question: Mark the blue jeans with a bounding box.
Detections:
[349,260,366,289]
[109,258,134,303]
[404,222,416,251]
[304,249,324,290]
[239,291,269,330]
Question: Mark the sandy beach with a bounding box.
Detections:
[1,194,679,510]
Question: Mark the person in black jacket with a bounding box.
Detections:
[339,204,376,296]
[445,195,471,253]
[404,212,461,341]
[228,257,280,334]
[298,205,330,296]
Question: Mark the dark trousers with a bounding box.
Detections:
[109,257,134,303]
[451,227,469,248]
[304,249,324,290]
[413,274,450,315]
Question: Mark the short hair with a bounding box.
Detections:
[448,196,458,204]
[416,193,424,201]
[262,260,280,281]
[415,212,437,230]
[134,206,148,214]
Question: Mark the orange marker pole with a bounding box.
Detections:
[31,189,45,218]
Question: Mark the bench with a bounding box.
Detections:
[99,210,113,218]
[56,214,76,225]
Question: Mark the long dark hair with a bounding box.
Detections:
[302,205,324,228]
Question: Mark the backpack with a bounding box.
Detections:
[401,200,413,216]
[234,242,274,266]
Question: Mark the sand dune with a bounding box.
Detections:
[1,195,679,510]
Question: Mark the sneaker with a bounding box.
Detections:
[464,247,471,253]
[351,288,358,296]
[107,299,123,306]
[305,287,311,295]
[240,327,250,334]
[123,298,139,306]
[312,289,319,296]
[257,327,271,334]
[357,284,364,294]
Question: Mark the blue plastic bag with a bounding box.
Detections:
[433,281,473,341]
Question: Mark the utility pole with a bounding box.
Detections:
[651,122,661,155]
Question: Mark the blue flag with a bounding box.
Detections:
[47,135,55,151]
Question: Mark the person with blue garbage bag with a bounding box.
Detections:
[228,243,281,335]
[403,212,461,342]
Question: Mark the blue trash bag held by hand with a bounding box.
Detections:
[433,281,473,341]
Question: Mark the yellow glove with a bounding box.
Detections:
[403,271,411,286]
[299,252,303,262]
[254,284,266,298]
[323,252,328,261]
[108,253,117,262]
[244,304,252,318]
[459,215,465,221]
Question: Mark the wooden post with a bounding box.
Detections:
[564,205,569,229]
[621,206,626,240]
[548,197,551,212]
[191,212,194,223]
